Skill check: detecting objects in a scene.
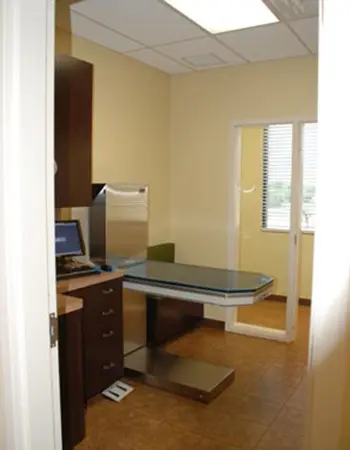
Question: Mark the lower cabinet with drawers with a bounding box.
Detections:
[67,277,124,401]
[59,309,85,450]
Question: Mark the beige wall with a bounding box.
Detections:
[170,56,317,319]
[54,29,318,316]
[240,127,314,299]
[55,28,171,246]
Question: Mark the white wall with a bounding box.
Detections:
[0,365,5,449]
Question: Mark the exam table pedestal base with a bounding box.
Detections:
[124,347,235,403]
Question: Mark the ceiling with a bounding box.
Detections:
[55,0,318,75]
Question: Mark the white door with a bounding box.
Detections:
[226,121,306,342]
[0,0,61,449]
[238,124,294,333]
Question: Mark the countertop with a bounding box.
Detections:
[57,270,124,316]
[57,293,84,316]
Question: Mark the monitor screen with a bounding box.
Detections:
[55,220,85,257]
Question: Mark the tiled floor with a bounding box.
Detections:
[77,301,310,450]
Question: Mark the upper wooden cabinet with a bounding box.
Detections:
[55,55,93,208]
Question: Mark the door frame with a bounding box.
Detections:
[307,1,350,448]
[0,0,61,449]
[226,117,316,342]
[0,0,349,449]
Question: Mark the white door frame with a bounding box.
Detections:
[0,0,61,449]
[307,1,350,449]
[226,117,316,342]
[1,0,349,449]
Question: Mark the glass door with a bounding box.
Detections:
[237,125,293,331]
[227,121,317,342]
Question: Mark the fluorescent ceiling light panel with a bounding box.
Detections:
[164,0,279,33]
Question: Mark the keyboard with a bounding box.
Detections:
[56,263,101,280]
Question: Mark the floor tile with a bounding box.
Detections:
[287,377,309,411]
[207,415,267,449]
[247,363,304,405]
[77,301,310,450]
[84,396,132,432]
[142,423,201,450]
[255,428,305,450]
[121,383,182,421]
[224,394,282,426]
[166,401,224,436]
[271,405,307,436]
[195,437,240,450]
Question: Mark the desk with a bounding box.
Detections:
[122,260,274,403]
[57,271,123,450]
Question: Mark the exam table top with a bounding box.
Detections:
[123,260,273,300]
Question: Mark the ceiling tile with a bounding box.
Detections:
[155,37,245,69]
[263,0,318,21]
[71,0,206,46]
[289,17,318,53]
[127,49,192,74]
[62,11,144,53]
[217,23,309,62]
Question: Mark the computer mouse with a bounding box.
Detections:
[100,264,114,272]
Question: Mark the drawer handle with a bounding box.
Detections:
[103,362,116,371]
[102,330,115,339]
[101,308,115,316]
[102,288,114,295]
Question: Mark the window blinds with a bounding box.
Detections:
[262,122,318,232]
[262,124,293,230]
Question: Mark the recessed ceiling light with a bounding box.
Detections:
[164,0,279,34]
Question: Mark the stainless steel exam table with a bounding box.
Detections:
[122,260,274,403]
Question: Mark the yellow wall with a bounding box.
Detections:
[54,28,317,314]
[55,28,171,245]
[240,127,314,299]
[170,56,317,319]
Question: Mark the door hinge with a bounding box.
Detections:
[49,313,59,348]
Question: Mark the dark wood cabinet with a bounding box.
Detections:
[58,309,85,450]
[147,297,203,346]
[146,243,203,346]
[69,278,124,400]
[55,54,93,208]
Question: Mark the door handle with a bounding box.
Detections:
[101,308,115,316]
[102,288,114,295]
[102,330,115,339]
[103,362,116,371]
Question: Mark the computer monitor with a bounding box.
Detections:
[55,220,86,257]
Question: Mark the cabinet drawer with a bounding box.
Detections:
[71,278,122,299]
[84,345,123,399]
[58,310,85,449]
[73,280,122,313]
[84,326,122,359]
[83,314,122,344]
[67,278,124,400]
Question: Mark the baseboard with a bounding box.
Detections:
[201,318,225,330]
[267,294,311,307]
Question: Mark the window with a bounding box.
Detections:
[262,124,293,231]
[301,123,318,231]
[262,122,318,232]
